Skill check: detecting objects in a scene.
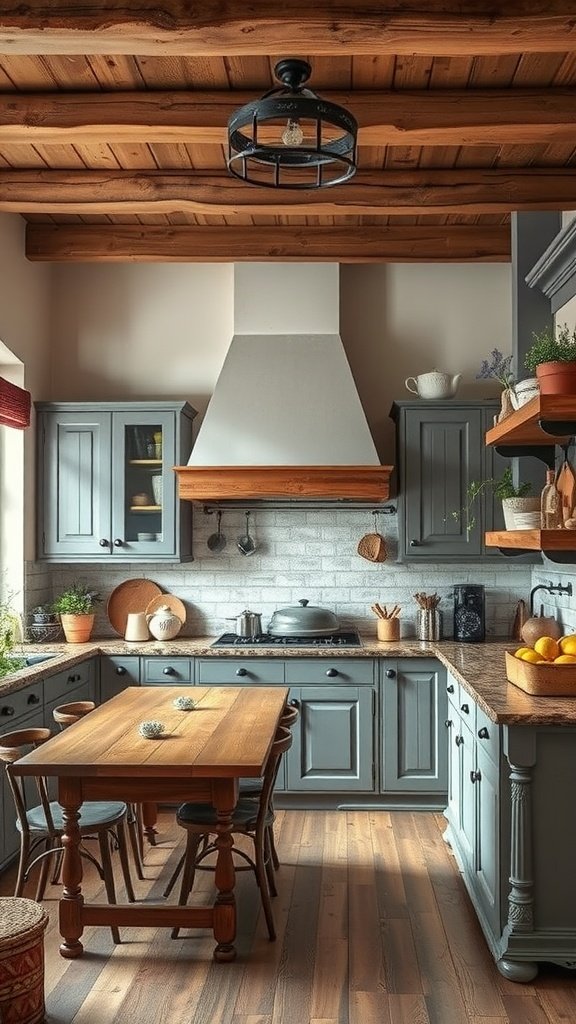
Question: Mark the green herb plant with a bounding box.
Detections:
[53,583,101,616]
[451,468,532,538]
[524,323,576,376]
[0,583,24,679]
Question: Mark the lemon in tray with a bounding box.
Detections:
[508,634,576,695]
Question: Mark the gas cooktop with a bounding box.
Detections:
[211,632,362,648]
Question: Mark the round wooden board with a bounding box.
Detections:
[145,593,187,624]
[107,578,163,636]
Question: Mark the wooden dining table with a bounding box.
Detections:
[12,684,288,962]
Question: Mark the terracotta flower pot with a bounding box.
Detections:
[60,613,94,644]
[536,360,576,395]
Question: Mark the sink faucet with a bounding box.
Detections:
[529,581,573,616]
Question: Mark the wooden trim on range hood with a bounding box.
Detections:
[175,466,392,502]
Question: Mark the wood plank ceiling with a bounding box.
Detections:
[1,2,576,262]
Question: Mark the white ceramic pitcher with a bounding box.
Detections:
[405,370,462,400]
[146,605,182,641]
[124,612,150,642]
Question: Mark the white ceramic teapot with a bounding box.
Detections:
[405,369,462,400]
[146,604,183,641]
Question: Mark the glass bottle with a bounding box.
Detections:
[541,469,562,530]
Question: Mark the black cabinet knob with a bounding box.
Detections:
[478,726,489,740]
[409,539,420,547]
[27,694,41,705]
[326,668,338,678]
[236,667,247,677]
[447,684,455,694]
[289,698,299,708]
[116,666,127,676]
[470,770,482,783]
[163,666,175,676]
[455,735,464,746]
[113,539,124,547]
[385,668,396,678]
[99,538,110,548]
[1,706,15,716]
[444,719,452,728]
[460,703,470,714]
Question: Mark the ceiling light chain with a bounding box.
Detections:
[227,58,357,190]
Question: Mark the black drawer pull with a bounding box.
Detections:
[455,735,464,747]
[470,770,482,783]
[163,666,176,676]
[460,703,470,714]
[326,668,338,678]
[1,706,15,716]
[478,726,489,740]
[27,694,41,705]
[447,684,455,694]
[386,668,396,679]
[236,668,247,677]
[116,666,127,676]
[444,719,452,728]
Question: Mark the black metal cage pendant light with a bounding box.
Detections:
[227,59,357,189]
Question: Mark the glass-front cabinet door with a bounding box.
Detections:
[112,410,176,558]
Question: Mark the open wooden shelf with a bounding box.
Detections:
[129,505,161,512]
[485,394,575,446]
[128,459,162,466]
[485,529,576,551]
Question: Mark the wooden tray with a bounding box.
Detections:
[145,593,186,624]
[505,651,576,696]
[107,578,162,636]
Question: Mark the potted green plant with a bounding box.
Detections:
[53,584,100,644]
[524,322,576,395]
[452,468,536,536]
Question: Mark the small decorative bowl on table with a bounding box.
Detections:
[505,651,576,696]
[138,720,166,739]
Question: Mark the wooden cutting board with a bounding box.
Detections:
[556,454,576,523]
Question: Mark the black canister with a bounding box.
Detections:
[453,584,485,642]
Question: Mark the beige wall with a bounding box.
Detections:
[0,213,52,576]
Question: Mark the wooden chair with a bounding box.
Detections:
[0,727,135,944]
[167,725,293,941]
[53,699,145,879]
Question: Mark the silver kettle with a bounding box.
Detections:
[226,609,263,638]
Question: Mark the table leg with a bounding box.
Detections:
[212,780,237,962]
[58,778,84,958]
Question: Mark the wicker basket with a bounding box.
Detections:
[505,650,576,696]
[0,897,48,1024]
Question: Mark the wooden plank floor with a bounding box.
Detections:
[2,810,576,1024]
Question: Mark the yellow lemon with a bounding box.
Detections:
[513,647,532,660]
[533,636,561,661]
[519,649,546,664]
[554,654,576,664]
[559,636,576,656]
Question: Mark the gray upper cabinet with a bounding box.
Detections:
[36,401,196,562]
[391,400,504,562]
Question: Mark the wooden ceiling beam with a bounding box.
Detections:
[0,2,575,56]
[3,168,576,216]
[3,89,576,147]
[25,224,510,263]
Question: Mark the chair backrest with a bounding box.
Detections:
[255,725,293,831]
[53,700,96,730]
[0,728,57,835]
[280,702,299,730]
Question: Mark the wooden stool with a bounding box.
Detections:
[0,896,48,1024]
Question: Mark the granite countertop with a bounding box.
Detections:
[2,636,576,728]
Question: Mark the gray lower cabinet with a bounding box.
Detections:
[391,399,506,562]
[141,658,194,685]
[43,659,96,720]
[286,685,374,792]
[36,401,196,563]
[99,655,141,702]
[381,658,447,795]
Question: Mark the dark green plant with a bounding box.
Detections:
[53,583,100,616]
[524,322,576,375]
[451,470,532,537]
[0,584,24,678]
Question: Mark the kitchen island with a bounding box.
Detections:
[3,636,576,981]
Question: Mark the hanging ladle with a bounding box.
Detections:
[207,510,226,552]
[237,511,257,556]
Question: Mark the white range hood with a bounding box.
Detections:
[175,263,392,501]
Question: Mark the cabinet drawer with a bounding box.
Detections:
[475,704,500,765]
[457,688,476,732]
[100,656,140,702]
[44,660,95,704]
[285,658,374,686]
[141,658,192,684]
[0,683,43,726]
[197,659,284,685]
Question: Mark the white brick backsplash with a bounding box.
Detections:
[27,509,534,639]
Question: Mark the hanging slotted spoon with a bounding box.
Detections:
[207,510,226,552]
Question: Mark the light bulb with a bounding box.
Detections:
[282,119,304,147]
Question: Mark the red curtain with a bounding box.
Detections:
[0,376,31,429]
